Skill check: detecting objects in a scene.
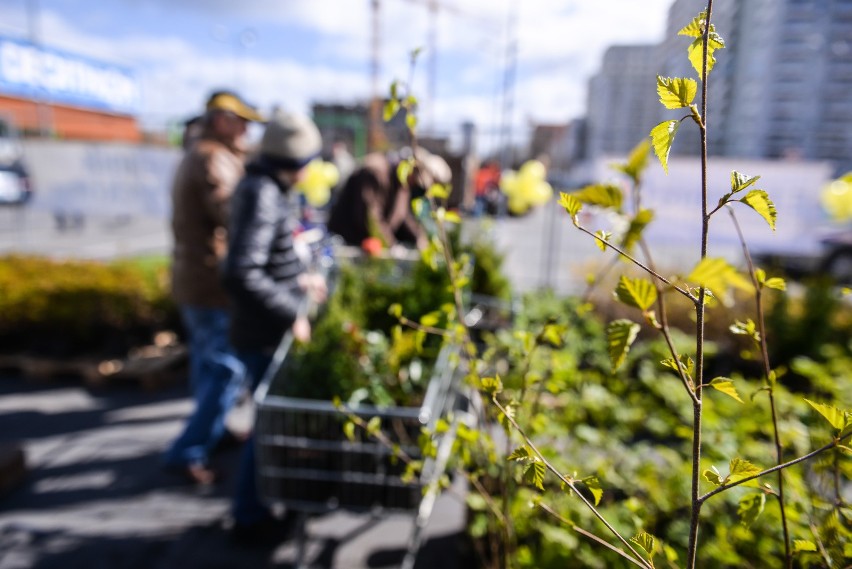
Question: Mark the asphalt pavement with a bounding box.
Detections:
[0,373,471,569]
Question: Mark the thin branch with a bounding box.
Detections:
[727,206,791,565]
[575,224,696,301]
[491,397,653,569]
[699,432,852,503]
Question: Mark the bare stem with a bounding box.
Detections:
[727,206,791,566]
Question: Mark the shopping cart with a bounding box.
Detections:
[252,245,469,568]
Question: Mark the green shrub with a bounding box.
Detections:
[0,255,177,356]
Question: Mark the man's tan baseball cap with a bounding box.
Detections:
[205,91,264,122]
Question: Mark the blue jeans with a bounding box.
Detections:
[233,350,274,526]
[163,306,245,468]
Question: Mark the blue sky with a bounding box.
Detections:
[0,0,675,150]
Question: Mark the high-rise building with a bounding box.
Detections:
[583,0,852,175]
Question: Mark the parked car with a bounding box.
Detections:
[0,161,32,206]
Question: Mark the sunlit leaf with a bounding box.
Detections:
[366,416,382,436]
[508,445,533,462]
[480,375,503,396]
[731,171,761,193]
[687,34,725,77]
[709,377,744,403]
[558,192,583,220]
[405,112,418,131]
[729,457,762,483]
[763,277,786,291]
[703,467,723,486]
[524,461,546,490]
[657,76,698,109]
[444,210,461,224]
[630,532,655,556]
[383,99,400,122]
[650,120,681,174]
[427,183,449,200]
[621,209,654,251]
[594,230,611,251]
[612,140,651,185]
[606,319,640,372]
[573,183,624,211]
[793,540,818,553]
[615,276,658,311]
[343,421,356,441]
[688,258,753,295]
[739,190,777,231]
[582,477,604,506]
[397,158,415,186]
[737,493,765,527]
[804,398,846,430]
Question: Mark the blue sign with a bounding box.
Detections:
[0,36,140,115]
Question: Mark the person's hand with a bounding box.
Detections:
[292,315,311,343]
[298,272,328,304]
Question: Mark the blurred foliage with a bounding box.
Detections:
[0,254,177,356]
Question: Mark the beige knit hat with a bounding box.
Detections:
[260,110,322,170]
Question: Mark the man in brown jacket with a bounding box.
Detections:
[164,91,263,484]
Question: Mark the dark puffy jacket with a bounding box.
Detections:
[222,160,306,352]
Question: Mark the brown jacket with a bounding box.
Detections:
[170,132,245,307]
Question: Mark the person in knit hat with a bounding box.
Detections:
[222,109,328,539]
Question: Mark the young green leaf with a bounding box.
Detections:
[383,99,400,122]
[650,120,681,174]
[480,375,503,396]
[444,210,462,224]
[687,258,753,295]
[405,112,418,131]
[397,158,415,186]
[729,457,762,483]
[582,477,604,507]
[739,190,777,230]
[731,171,761,193]
[523,461,546,491]
[687,34,725,77]
[737,493,766,527]
[615,275,658,311]
[621,209,654,251]
[703,467,723,486]
[558,192,583,221]
[508,445,533,462]
[366,416,382,437]
[594,230,611,251]
[611,140,650,185]
[792,540,818,553]
[804,398,846,430]
[606,319,640,372]
[630,532,656,556]
[763,277,786,291]
[709,377,744,403]
[573,183,624,211]
[343,421,356,442]
[426,183,450,200]
[657,76,698,109]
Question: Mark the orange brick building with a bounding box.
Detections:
[0,36,142,142]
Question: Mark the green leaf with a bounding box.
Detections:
[612,140,650,185]
[366,416,382,437]
[739,190,777,231]
[383,99,400,122]
[804,399,846,430]
[343,421,356,441]
[606,319,640,372]
[621,209,654,251]
[508,445,532,462]
[397,158,415,186]
[420,311,441,327]
[687,34,725,77]
[523,461,546,491]
[657,76,698,109]
[677,11,706,38]
[650,120,681,174]
[388,303,403,318]
[583,477,604,506]
[763,277,786,291]
[594,230,611,251]
[405,112,418,131]
[793,540,818,553]
[737,493,766,527]
[630,532,655,556]
[687,257,753,295]
[427,183,449,200]
[542,324,564,347]
[615,276,658,311]
[480,375,503,396]
[573,183,624,211]
[730,318,759,342]
[444,210,461,224]
[703,466,723,486]
[729,457,762,483]
[558,192,583,222]
[731,171,761,193]
[709,377,744,403]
